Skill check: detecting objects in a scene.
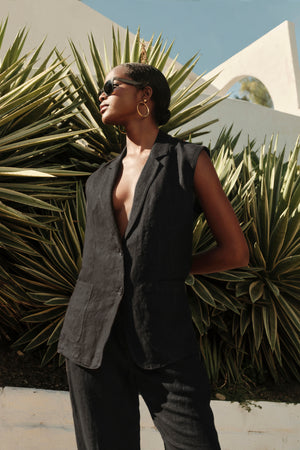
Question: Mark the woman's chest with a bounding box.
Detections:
[112,151,151,235]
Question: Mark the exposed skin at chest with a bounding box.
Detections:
[112,149,151,238]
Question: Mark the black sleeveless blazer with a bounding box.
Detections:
[58,131,208,369]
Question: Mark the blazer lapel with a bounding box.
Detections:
[124,131,171,240]
[98,148,127,244]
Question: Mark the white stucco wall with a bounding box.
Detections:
[0,0,132,68]
[0,387,299,450]
[198,94,300,154]
[202,21,300,117]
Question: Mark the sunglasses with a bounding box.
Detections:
[98,77,145,98]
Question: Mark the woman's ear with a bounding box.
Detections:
[143,85,153,101]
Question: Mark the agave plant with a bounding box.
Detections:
[0,18,90,337]
[10,182,86,365]
[196,137,299,384]
[0,17,90,210]
[231,138,300,382]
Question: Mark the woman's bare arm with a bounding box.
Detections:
[190,150,249,274]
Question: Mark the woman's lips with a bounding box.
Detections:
[100,104,108,114]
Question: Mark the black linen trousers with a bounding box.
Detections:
[66,306,221,450]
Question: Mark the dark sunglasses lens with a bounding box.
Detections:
[98,80,114,98]
[104,80,114,96]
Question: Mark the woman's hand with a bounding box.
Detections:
[190,150,249,274]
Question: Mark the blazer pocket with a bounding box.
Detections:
[61,280,93,343]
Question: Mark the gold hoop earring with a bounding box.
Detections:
[137,99,150,118]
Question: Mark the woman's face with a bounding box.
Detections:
[99,66,144,125]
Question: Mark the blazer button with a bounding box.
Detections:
[116,287,124,295]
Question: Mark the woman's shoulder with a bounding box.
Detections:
[177,138,209,156]
[87,148,125,180]
[161,131,209,155]
[86,160,108,182]
[85,156,118,193]
[163,132,210,169]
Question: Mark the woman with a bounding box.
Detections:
[58,63,249,450]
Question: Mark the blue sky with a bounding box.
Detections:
[82,0,300,75]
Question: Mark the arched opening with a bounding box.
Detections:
[228,76,274,108]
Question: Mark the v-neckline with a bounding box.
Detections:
[111,146,153,241]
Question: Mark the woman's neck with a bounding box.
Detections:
[125,120,159,154]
